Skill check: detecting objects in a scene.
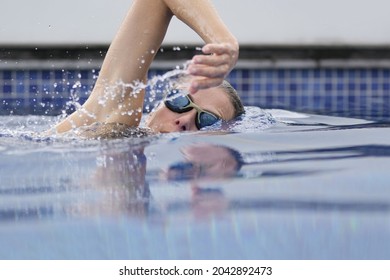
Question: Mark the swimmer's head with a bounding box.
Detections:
[145,80,244,133]
[165,143,244,180]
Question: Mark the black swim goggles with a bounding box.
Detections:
[164,94,221,130]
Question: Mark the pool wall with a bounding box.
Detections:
[1,46,390,120]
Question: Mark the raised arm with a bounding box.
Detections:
[55,0,173,133]
[163,0,239,94]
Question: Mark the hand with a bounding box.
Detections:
[187,42,239,94]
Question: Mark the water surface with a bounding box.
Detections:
[1,110,390,259]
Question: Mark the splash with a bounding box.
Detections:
[0,115,60,141]
[136,61,192,105]
[200,106,276,132]
[0,60,192,141]
[60,62,191,124]
[51,61,277,135]
[228,106,276,132]
[0,57,275,140]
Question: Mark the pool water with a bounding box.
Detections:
[1,109,390,259]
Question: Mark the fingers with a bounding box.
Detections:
[188,63,229,78]
[187,60,227,94]
[191,43,238,68]
[203,43,238,57]
[191,53,230,67]
[187,42,238,94]
[188,77,223,94]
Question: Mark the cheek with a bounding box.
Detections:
[145,106,171,126]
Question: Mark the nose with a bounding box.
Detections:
[174,111,196,131]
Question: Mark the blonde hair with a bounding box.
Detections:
[218,80,245,119]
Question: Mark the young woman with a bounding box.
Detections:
[55,0,243,136]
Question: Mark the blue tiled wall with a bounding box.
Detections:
[228,68,390,120]
[1,66,390,121]
[1,68,94,115]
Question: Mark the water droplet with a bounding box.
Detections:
[72,81,81,89]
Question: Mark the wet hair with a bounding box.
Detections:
[225,146,244,171]
[218,80,245,119]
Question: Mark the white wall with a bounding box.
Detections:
[1,0,390,46]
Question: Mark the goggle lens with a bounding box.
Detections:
[164,94,220,130]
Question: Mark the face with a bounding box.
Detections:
[164,144,240,180]
[145,87,235,133]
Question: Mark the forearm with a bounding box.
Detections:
[87,0,173,125]
[163,0,238,46]
[98,0,173,85]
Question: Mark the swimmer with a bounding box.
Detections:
[54,0,244,137]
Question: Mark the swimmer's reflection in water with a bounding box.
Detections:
[82,142,244,220]
[74,140,390,219]
[162,144,245,218]
[164,143,243,181]
[9,139,389,222]
[72,141,151,218]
